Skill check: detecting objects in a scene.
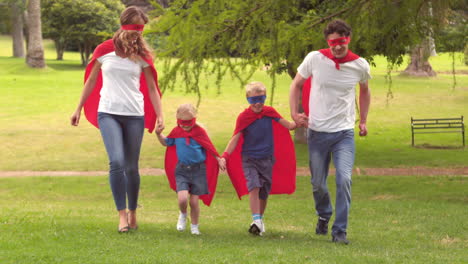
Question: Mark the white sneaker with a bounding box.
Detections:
[191,225,201,235]
[248,220,263,236]
[176,213,186,231]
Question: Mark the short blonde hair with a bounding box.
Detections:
[246,81,267,96]
[176,103,197,120]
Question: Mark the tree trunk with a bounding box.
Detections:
[23,10,29,48]
[402,41,436,77]
[26,0,45,68]
[54,39,65,60]
[11,2,25,58]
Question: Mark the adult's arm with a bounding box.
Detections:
[289,73,308,127]
[70,61,102,126]
[143,67,164,132]
[358,81,371,136]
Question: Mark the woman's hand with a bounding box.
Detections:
[156,117,165,133]
[70,109,81,126]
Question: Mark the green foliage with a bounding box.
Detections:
[41,0,124,64]
[148,0,453,104]
[434,2,467,59]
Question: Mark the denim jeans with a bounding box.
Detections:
[98,112,144,211]
[307,129,355,234]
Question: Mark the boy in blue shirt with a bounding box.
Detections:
[156,104,222,235]
[220,82,297,236]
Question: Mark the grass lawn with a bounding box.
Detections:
[0,174,466,263]
[0,35,467,171]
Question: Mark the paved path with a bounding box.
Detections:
[0,167,467,178]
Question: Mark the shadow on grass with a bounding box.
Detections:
[46,60,84,71]
[414,144,465,150]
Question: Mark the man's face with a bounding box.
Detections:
[327,32,349,59]
[247,91,266,113]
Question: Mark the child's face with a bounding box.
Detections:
[177,115,195,132]
[247,91,266,113]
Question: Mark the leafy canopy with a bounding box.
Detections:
[147,0,452,104]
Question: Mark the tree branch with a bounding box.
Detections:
[308,0,372,29]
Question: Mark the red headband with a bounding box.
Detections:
[121,24,144,31]
[327,36,350,46]
[177,118,196,127]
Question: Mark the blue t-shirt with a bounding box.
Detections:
[165,137,206,165]
[242,116,280,159]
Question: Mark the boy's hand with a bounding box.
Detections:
[290,121,298,130]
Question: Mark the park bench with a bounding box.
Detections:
[411,116,465,147]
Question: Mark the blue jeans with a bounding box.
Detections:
[98,112,144,211]
[307,129,355,235]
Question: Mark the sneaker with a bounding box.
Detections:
[332,231,349,244]
[191,226,201,235]
[176,213,186,231]
[315,217,329,235]
[248,220,263,236]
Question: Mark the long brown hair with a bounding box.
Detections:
[113,6,153,61]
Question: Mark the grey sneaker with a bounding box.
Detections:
[315,217,329,235]
[332,231,349,244]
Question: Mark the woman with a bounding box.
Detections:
[70,6,164,233]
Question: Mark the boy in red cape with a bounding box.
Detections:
[155,104,223,235]
[219,82,297,236]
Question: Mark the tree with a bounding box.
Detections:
[41,0,123,64]
[147,0,452,141]
[435,4,467,88]
[26,0,45,68]
[11,0,25,58]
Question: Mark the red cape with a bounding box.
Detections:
[83,39,161,133]
[302,49,359,116]
[164,125,220,206]
[226,106,296,199]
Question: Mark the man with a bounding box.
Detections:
[289,19,371,244]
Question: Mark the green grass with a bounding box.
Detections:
[0,175,466,263]
[0,34,467,171]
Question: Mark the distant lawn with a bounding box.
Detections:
[0,174,466,263]
[0,34,467,171]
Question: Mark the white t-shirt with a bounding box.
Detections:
[97,52,150,116]
[297,51,371,132]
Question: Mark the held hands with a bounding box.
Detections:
[359,123,368,136]
[217,157,226,171]
[155,117,165,134]
[292,113,308,128]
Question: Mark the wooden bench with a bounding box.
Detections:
[411,116,465,147]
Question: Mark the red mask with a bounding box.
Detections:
[177,118,196,127]
[327,36,350,46]
[121,24,144,31]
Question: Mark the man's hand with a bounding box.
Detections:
[359,123,367,136]
[292,113,308,128]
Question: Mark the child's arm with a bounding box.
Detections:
[155,126,168,146]
[278,118,297,130]
[219,132,241,169]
